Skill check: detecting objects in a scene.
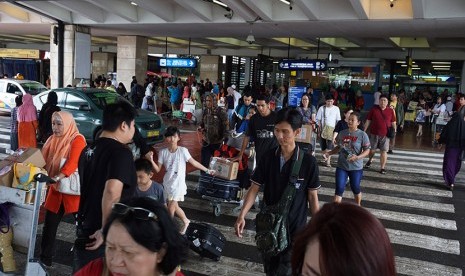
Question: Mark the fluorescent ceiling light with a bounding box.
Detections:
[433,65,450,68]
[396,61,405,64]
[431,61,451,64]
[434,68,450,70]
[279,0,291,4]
[130,1,138,6]
[213,0,228,7]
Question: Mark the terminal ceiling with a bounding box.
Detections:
[1,0,465,63]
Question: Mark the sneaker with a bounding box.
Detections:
[387,150,393,154]
[364,161,372,169]
[380,169,387,174]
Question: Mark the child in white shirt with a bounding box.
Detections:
[152,126,214,234]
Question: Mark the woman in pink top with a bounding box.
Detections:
[18,94,38,148]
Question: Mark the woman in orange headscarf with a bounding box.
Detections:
[40,111,86,267]
[17,94,38,148]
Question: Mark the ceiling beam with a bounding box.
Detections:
[131,0,175,22]
[17,1,72,22]
[241,0,272,21]
[348,0,369,20]
[85,0,138,22]
[411,0,425,19]
[293,0,319,20]
[0,2,29,22]
[221,0,257,22]
[52,0,105,23]
[173,0,213,22]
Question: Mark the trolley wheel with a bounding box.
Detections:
[213,204,221,216]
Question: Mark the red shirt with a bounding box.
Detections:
[366,106,396,136]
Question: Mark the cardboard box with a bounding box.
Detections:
[5,147,46,168]
[209,157,239,180]
[295,124,313,144]
[0,161,14,187]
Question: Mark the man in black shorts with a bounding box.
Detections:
[73,101,138,272]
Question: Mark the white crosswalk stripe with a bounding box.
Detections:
[0,116,463,275]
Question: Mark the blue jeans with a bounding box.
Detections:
[335,168,363,196]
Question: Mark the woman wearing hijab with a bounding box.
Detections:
[38,91,61,143]
[439,94,465,191]
[40,111,86,267]
[17,93,38,148]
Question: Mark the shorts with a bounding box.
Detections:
[369,135,389,151]
[320,138,334,151]
[166,194,185,202]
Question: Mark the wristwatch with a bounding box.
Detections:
[54,176,60,182]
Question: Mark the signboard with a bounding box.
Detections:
[159,58,197,68]
[0,49,40,59]
[278,59,327,71]
[288,86,306,107]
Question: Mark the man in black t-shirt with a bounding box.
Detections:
[73,101,137,272]
[235,93,278,166]
[235,108,320,276]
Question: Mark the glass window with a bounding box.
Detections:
[64,93,88,110]
[7,84,20,94]
[88,92,129,109]
[20,82,47,95]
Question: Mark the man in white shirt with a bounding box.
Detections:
[232,84,242,109]
[373,87,382,106]
[316,94,341,166]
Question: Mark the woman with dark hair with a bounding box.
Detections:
[292,202,396,276]
[38,91,61,143]
[116,82,127,97]
[439,94,465,191]
[75,197,188,276]
[324,112,370,205]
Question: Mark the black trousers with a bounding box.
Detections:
[40,204,65,264]
[263,247,292,276]
[201,142,221,170]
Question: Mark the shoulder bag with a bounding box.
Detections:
[58,158,80,196]
[379,107,395,139]
[320,106,335,140]
[255,148,304,257]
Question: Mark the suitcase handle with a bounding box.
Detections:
[205,188,218,195]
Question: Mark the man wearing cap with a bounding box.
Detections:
[316,94,341,167]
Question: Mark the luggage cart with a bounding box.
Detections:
[0,173,53,276]
[197,175,241,217]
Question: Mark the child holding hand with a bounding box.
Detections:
[152,126,214,234]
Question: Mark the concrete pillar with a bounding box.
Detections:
[92,52,116,80]
[200,55,221,83]
[117,36,148,90]
[461,61,465,92]
[49,25,90,88]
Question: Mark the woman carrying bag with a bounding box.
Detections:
[40,111,86,267]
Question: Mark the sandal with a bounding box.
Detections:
[363,161,371,169]
[380,169,387,174]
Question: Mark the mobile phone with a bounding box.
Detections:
[74,237,96,250]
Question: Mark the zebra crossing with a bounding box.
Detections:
[0,114,463,276]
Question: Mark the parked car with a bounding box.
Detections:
[0,79,48,113]
[33,88,166,145]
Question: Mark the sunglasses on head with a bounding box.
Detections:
[112,203,158,221]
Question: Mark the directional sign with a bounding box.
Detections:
[288,86,307,107]
[278,59,327,71]
[159,58,197,68]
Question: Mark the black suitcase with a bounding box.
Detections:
[197,174,240,201]
[185,222,226,261]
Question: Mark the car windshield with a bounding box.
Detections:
[20,82,48,95]
[87,92,131,109]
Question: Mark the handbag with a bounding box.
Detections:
[255,148,303,257]
[58,158,80,195]
[0,203,16,272]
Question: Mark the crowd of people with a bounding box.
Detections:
[8,74,465,275]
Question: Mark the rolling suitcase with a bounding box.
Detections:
[185,222,226,261]
[197,174,240,201]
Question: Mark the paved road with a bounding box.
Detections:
[0,114,464,276]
